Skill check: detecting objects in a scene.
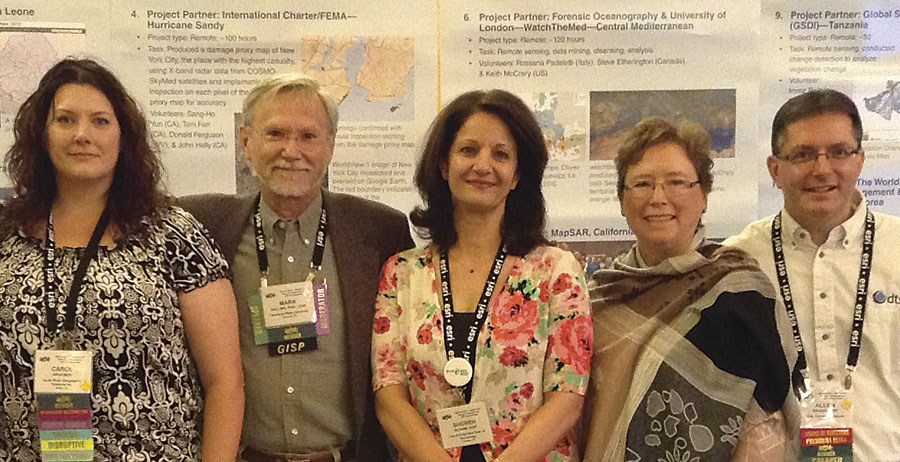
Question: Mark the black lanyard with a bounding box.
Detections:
[252,194,327,287]
[770,210,874,394]
[439,244,507,393]
[43,208,111,335]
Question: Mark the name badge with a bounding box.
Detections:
[34,350,94,462]
[34,350,92,395]
[800,384,854,462]
[436,402,492,449]
[801,385,853,427]
[261,281,318,327]
[249,282,329,348]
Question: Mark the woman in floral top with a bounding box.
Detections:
[372,89,593,462]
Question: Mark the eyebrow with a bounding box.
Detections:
[455,137,515,149]
[51,106,115,117]
[628,172,694,180]
[790,142,855,149]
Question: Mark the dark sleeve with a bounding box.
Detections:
[175,194,228,243]
[685,290,790,412]
[382,209,415,262]
[176,194,251,265]
[341,195,414,268]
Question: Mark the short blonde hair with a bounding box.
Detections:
[615,117,713,200]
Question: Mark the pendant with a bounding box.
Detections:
[443,357,473,387]
[53,331,76,351]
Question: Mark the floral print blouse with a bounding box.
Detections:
[372,244,592,461]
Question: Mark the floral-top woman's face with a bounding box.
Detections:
[442,111,519,216]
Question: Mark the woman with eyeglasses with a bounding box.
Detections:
[581,117,790,461]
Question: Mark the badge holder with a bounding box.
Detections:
[800,377,854,462]
[434,245,508,451]
[250,273,328,356]
[250,197,333,356]
[436,401,493,450]
[34,350,94,462]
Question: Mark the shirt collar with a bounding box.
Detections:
[781,189,866,248]
[258,191,324,240]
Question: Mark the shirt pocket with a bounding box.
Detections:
[868,290,900,375]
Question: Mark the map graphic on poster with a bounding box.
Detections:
[532,92,588,161]
[300,36,414,121]
[0,22,85,123]
[864,80,900,121]
[589,89,737,160]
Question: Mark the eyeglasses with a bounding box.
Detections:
[778,145,860,164]
[623,178,700,199]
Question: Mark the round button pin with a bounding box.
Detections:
[443,357,473,387]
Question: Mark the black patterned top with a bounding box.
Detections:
[0,206,229,461]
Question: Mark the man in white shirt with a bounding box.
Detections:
[725,89,900,461]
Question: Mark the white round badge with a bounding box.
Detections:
[443,357,473,387]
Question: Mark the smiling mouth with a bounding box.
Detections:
[273,166,307,173]
[645,215,675,222]
[806,185,837,193]
[466,179,495,188]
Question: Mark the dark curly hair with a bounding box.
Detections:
[410,89,549,256]
[2,58,167,236]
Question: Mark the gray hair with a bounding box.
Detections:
[241,73,339,136]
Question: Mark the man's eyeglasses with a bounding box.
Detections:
[778,145,860,164]
[623,178,701,199]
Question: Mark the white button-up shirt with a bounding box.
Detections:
[725,195,900,462]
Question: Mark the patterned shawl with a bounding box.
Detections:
[582,243,789,462]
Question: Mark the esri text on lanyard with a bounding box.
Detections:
[252,194,326,287]
[251,194,328,356]
[43,207,111,350]
[770,210,875,397]
[439,244,507,396]
[39,207,108,461]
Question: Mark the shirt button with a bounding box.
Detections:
[822,333,830,340]
[799,232,806,239]
[819,292,827,299]
[826,374,835,381]
[304,238,310,245]
[818,251,825,258]
[287,256,295,263]
[278,221,286,229]
[287,386,294,394]
[291,428,298,435]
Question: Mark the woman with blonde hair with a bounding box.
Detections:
[583,117,789,461]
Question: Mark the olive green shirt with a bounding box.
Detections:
[232,192,353,452]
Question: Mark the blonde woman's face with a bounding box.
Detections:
[620,142,707,264]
